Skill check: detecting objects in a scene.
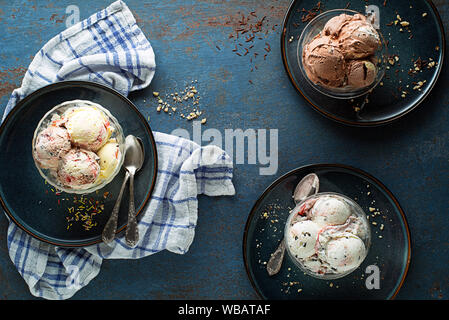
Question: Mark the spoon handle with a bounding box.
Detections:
[102,171,130,244]
[266,239,286,276]
[125,172,139,247]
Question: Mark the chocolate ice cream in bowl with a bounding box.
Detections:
[284,192,371,280]
[298,9,387,99]
[32,100,125,194]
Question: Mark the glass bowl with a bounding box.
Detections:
[284,192,371,280]
[32,100,125,194]
[297,9,388,99]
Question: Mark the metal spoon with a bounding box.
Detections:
[124,135,144,247]
[266,173,319,276]
[102,135,144,246]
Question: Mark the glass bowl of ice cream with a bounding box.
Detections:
[284,192,371,280]
[32,100,125,194]
[297,9,387,99]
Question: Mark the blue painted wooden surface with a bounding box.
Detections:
[0,0,448,299]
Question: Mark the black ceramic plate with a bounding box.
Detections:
[0,81,158,247]
[243,164,411,299]
[281,0,445,126]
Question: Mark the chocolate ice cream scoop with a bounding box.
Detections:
[324,13,380,59]
[347,60,377,88]
[303,35,347,87]
[301,12,382,91]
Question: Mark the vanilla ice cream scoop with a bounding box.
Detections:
[311,195,351,227]
[57,149,100,188]
[324,233,366,273]
[33,126,71,170]
[287,220,321,259]
[65,106,112,151]
[97,139,122,179]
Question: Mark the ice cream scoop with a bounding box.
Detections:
[97,139,122,179]
[303,35,347,87]
[324,13,380,59]
[347,60,377,88]
[287,220,321,259]
[285,192,370,279]
[57,148,100,188]
[33,125,71,170]
[310,195,351,227]
[64,106,111,151]
[323,233,366,273]
[301,12,381,90]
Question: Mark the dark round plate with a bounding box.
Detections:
[0,81,158,247]
[243,164,411,300]
[281,0,445,126]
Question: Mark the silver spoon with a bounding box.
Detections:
[102,135,144,246]
[266,173,319,276]
[124,135,144,247]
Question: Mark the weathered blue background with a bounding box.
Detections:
[0,0,447,299]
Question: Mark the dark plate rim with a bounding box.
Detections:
[280,0,446,127]
[242,163,412,300]
[0,80,158,247]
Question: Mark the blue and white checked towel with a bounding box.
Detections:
[2,1,235,300]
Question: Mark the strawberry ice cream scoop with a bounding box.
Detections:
[64,106,111,152]
[33,126,71,170]
[57,149,100,188]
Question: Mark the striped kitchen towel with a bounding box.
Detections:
[3,1,235,300]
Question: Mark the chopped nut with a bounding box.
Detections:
[422,13,428,17]
[400,21,410,27]
[201,118,207,124]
